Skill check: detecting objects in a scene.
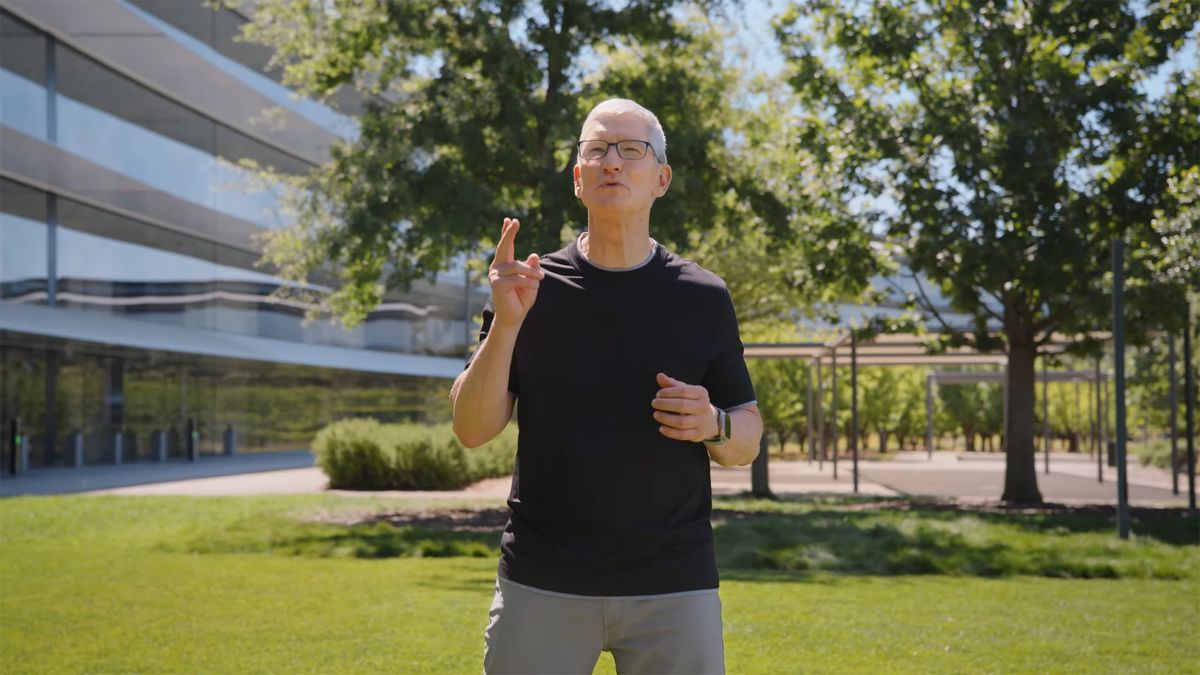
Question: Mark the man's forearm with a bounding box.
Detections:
[706,408,763,467]
[451,324,519,448]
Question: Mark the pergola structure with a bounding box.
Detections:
[740,330,1197,517]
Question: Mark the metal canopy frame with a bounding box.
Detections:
[739,329,1195,516]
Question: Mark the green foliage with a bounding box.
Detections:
[1135,437,1199,471]
[778,0,1198,345]
[777,0,1199,502]
[220,0,785,328]
[312,418,516,490]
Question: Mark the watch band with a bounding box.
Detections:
[704,407,730,445]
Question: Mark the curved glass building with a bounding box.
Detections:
[0,0,484,475]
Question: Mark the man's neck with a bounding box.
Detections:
[581,217,653,269]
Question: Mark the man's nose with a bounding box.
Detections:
[601,145,623,169]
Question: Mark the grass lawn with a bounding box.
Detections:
[1,493,1196,673]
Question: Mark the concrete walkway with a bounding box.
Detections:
[2,449,1191,506]
[0,451,314,498]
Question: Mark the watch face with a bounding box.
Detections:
[722,410,732,439]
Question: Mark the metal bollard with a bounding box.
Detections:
[69,431,85,467]
[187,418,198,462]
[1106,440,1117,468]
[223,424,236,457]
[152,429,168,462]
[112,430,124,465]
[16,433,29,473]
[8,418,21,474]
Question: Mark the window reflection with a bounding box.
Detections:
[0,11,47,139]
[50,192,472,355]
[53,42,303,229]
[0,179,49,303]
[0,336,453,467]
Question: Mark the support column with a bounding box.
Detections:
[1080,374,1089,454]
[926,372,934,461]
[806,362,815,465]
[1042,352,1050,474]
[1169,334,1179,495]
[1095,358,1103,483]
[816,358,825,472]
[1184,310,1196,514]
[851,332,859,493]
[831,348,839,480]
[1112,239,1130,539]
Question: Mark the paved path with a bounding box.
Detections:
[2,448,1191,506]
[0,451,314,498]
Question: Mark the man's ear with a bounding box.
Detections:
[655,163,673,198]
[573,163,582,199]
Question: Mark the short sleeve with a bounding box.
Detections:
[464,297,518,398]
[701,286,756,411]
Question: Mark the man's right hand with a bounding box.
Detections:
[489,217,544,330]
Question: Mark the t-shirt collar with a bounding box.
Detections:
[576,230,658,272]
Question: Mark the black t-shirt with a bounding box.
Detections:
[463,233,756,596]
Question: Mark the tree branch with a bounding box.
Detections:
[910,270,968,343]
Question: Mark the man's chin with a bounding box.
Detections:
[584,196,642,211]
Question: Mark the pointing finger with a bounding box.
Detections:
[494,217,519,266]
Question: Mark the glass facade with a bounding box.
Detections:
[0,4,483,472]
[0,10,47,140]
[1,332,451,468]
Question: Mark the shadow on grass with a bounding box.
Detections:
[161,498,1198,581]
[158,509,504,560]
[713,492,1200,546]
[709,493,1198,581]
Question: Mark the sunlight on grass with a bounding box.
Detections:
[2,494,1197,673]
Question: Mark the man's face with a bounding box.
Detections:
[573,112,671,216]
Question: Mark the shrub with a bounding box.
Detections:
[313,419,518,490]
[1135,438,1198,472]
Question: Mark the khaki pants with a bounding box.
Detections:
[482,575,725,675]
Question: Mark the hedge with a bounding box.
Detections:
[313,418,518,490]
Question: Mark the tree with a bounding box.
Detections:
[859,366,903,452]
[777,0,1198,503]
[939,382,987,451]
[223,0,775,327]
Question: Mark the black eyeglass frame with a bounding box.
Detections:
[575,139,662,163]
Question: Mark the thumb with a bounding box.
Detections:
[527,253,541,268]
[656,372,674,387]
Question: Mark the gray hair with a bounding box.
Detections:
[579,98,668,164]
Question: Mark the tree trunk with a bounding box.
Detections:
[964,425,976,452]
[879,430,889,453]
[1003,337,1044,503]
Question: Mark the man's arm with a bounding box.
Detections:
[450,216,541,449]
[450,330,518,448]
[652,373,763,466]
[705,405,763,467]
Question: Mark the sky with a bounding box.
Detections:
[728,0,1198,101]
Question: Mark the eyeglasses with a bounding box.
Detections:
[576,139,657,162]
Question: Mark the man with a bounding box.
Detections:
[450,98,762,674]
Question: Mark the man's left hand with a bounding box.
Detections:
[651,372,718,442]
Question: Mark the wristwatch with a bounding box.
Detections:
[703,406,731,445]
